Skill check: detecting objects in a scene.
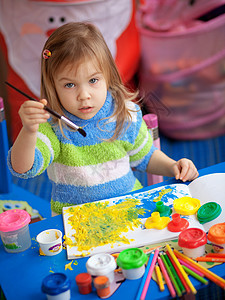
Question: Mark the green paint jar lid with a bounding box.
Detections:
[154,201,172,217]
[117,248,148,270]
[197,202,222,224]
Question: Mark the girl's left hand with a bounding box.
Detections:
[173,158,199,182]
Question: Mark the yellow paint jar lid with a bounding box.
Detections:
[173,197,201,215]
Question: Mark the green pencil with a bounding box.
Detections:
[160,254,182,297]
[164,253,186,294]
[182,265,209,285]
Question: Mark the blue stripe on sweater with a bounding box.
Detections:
[50,170,137,206]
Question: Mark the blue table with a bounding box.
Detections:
[1,162,225,300]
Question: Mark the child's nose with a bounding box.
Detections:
[77,87,90,101]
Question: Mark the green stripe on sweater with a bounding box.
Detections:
[132,121,149,151]
[36,138,52,175]
[129,135,152,163]
[55,140,131,166]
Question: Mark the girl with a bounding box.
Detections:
[8,22,198,215]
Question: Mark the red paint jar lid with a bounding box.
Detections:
[75,273,92,286]
[178,228,207,249]
[167,213,189,232]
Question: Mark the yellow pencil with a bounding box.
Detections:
[155,264,164,291]
[166,244,197,294]
[174,249,225,289]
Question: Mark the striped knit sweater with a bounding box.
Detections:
[8,92,156,214]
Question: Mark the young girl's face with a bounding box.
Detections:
[54,59,108,120]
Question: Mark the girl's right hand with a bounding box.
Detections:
[19,99,50,133]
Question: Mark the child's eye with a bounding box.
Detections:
[65,83,75,88]
[89,78,98,84]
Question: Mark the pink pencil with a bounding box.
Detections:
[140,249,159,300]
[178,258,204,277]
[158,256,176,298]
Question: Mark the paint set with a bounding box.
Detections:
[70,242,225,300]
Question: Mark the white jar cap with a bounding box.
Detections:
[86,253,117,276]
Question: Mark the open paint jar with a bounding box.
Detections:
[42,273,71,300]
[178,228,207,258]
[207,223,225,253]
[36,229,62,256]
[0,209,31,253]
[86,253,117,283]
[117,248,148,280]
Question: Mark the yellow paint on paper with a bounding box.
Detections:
[64,198,145,252]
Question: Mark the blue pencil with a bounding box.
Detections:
[135,253,154,300]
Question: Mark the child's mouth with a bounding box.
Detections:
[79,106,93,113]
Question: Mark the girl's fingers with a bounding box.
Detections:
[27,113,50,120]
[174,159,199,182]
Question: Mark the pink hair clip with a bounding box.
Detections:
[43,49,52,59]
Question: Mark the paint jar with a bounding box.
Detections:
[116,248,148,280]
[173,197,201,215]
[42,273,71,300]
[93,276,110,298]
[86,253,117,283]
[178,228,207,258]
[207,223,225,253]
[145,212,170,230]
[167,213,189,232]
[75,273,92,295]
[36,229,62,256]
[0,209,31,253]
[197,202,222,224]
[154,201,172,217]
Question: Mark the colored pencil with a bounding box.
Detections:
[158,256,176,298]
[182,265,208,285]
[135,253,154,300]
[160,254,182,297]
[196,257,225,263]
[174,249,225,289]
[139,249,159,300]
[155,264,164,291]
[166,244,197,294]
[178,258,204,277]
[206,253,225,258]
[164,253,185,294]
[166,251,190,294]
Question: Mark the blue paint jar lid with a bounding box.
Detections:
[42,273,71,296]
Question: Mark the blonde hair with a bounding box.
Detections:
[41,22,139,140]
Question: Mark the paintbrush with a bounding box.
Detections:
[5,81,86,137]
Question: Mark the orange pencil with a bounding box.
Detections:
[174,249,225,289]
[206,253,225,258]
[166,251,191,294]
[195,257,225,263]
